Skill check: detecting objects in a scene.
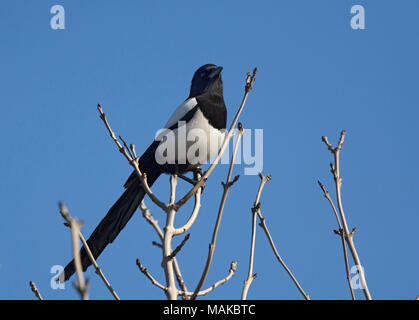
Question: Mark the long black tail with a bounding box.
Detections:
[60,142,161,282]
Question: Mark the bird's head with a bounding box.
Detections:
[189,64,223,98]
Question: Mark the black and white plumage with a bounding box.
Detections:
[60,64,227,281]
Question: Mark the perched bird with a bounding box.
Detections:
[60,64,227,281]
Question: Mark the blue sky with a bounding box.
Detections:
[0,1,418,300]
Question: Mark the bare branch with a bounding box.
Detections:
[199,261,237,297]
[257,214,310,300]
[160,175,180,298]
[180,261,238,298]
[140,200,164,240]
[174,173,203,236]
[119,135,134,159]
[317,180,355,300]
[173,260,188,299]
[152,241,163,248]
[161,206,178,300]
[77,231,120,300]
[59,202,89,300]
[29,281,43,300]
[337,130,347,151]
[136,258,167,292]
[129,144,137,158]
[139,200,187,295]
[97,104,167,211]
[321,136,334,152]
[254,173,272,206]
[190,124,245,300]
[241,173,272,300]
[241,202,259,300]
[317,180,342,227]
[61,204,120,300]
[168,234,190,261]
[252,174,310,300]
[169,175,178,205]
[173,194,201,235]
[321,131,372,300]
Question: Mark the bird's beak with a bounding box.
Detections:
[208,66,223,79]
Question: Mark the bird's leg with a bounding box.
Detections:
[177,167,205,191]
[192,167,206,192]
[192,167,204,177]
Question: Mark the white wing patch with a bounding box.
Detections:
[164,97,198,129]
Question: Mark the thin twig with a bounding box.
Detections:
[140,200,164,239]
[173,175,202,236]
[318,180,355,300]
[97,104,167,211]
[241,203,258,300]
[168,234,190,261]
[139,200,188,296]
[258,213,310,300]
[252,174,310,300]
[29,281,43,300]
[77,231,120,300]
[61,207,120,299]
[152,241,163,248]
[173,260,188,299]
[119,135,134,159]
[180,261,237,298]
[241,171,276,301]
[321,130,372,300]
[59,202,89,300]
[190,124,245,300]
[241,173,271,300]
[136,258,167,292]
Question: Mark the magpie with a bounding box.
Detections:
[60,64,227,281]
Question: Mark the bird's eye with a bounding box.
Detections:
[200,72,206,78]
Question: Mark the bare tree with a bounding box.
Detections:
[28,73,381,301]
[242,173,310,300]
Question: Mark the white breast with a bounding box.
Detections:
[155,107,226,166]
